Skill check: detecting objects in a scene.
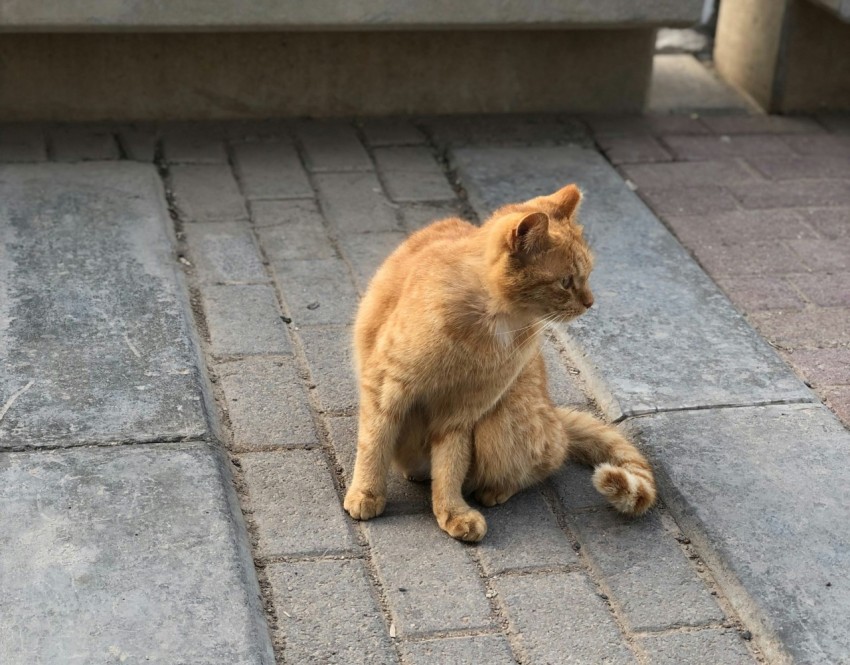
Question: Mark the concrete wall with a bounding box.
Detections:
[714,0,850,112]
[0,31,656,120]
[0,0,701,31]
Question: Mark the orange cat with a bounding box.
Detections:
[344,184,656,541]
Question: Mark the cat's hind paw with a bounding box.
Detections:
[438,509,488,542]
[343,487,386,520]
[474,487,516,507]
[592,463,656,516]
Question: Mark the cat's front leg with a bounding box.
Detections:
[344,382,409,520]
[431,429,488,542]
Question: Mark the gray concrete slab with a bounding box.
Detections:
[452,145,813,418]
[401,635,516,665]
[0,441,274,664]
[631,404,850,664]
[0,163,208,447]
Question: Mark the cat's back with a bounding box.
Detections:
[354,217,477,362]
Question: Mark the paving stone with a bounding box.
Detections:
[816,113,850,134]
[452,145,811,418]
[298,325,358,414]
[730,179,850,210]
[360,118,426,146]
[366,512,492,636]
[782,348,850,386]
[494,571,635,664]
[0,124,47,162]
[793,272,850,307]
[315,171,402,234]
[552,462,610,511]
[747,154,850,180]
[639,185,740,217]
[399,201,465,231]
[424,114,587,147]
[708,208,816,243]
[118,125,158,162]
[640,629,755,665]
[296,120,372,172]
[795,207,850,238]
[184,221,268,284]
[584,114,710,137]
[402,635,516,665]
[749,308,850,348]
[700,115,823,135]
[266,560,395,665]
[232,141,313,200]
[631,404,850,665]
[597,134,673,164]
[327,415,431,515]
[272,257,359,325]
[373,146,455,202]
[782,133,850,157]
[657,213,722,248]
[542,336,590,407]
[691,241,807,275]
[715,275,805,312]
[50,126,120,161]
[477,489,578,575]
[0,163,208,446]
[162,132,227,163]
[621,160,756,189]
[337,230,406,291]
[661,133,795,160]
[170,164,248,222]
[254,200,336,261]
[572,510,723,631]
[202,284,291,356]
[0,442,275,664]
[224,119,292,143]
[238,449,355,558]
[821,385,850,424]
[788,237,850,271]
[218,357,317,449]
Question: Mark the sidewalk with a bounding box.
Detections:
[1,114,848,664]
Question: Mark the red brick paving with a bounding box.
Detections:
[589,113,850,428]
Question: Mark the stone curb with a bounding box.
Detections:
[452,144,850,664]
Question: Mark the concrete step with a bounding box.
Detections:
[0,162,274,662]
[0,441,275,664]
[451,142,850,664]
[0,163,208,447]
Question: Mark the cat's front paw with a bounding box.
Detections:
[438,509,488,542]
[343,487,386,520]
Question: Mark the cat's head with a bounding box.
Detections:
[486,184,594,323]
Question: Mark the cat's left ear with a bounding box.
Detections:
[551,184,583,221]
[509,212,549,257]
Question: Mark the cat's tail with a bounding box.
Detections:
[557,408,656,515]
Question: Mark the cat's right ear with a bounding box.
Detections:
[509,212,549,257]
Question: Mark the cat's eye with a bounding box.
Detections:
[560,276,574,290]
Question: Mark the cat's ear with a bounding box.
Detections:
[551,184,582,220]
[509,212,549,256]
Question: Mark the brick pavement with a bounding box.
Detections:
[589,114,850,427]
[0,119,763,664]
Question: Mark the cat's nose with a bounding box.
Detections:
[582,295,594,309]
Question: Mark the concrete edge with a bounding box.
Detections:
[207,441,278,663]
[145,162,222,445]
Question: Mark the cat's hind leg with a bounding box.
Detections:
[558,408,656,515]
[394,406,431,482]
